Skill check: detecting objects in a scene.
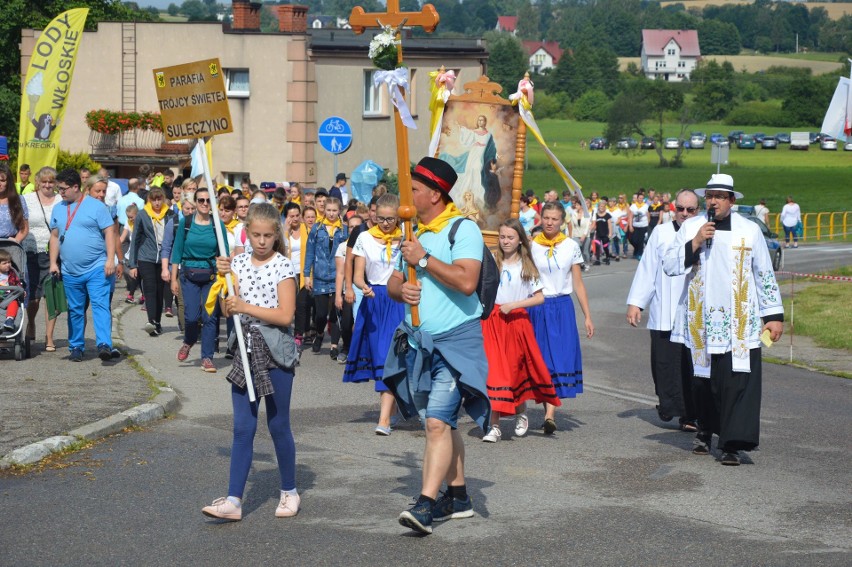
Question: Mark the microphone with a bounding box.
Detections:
[706,207,715,249]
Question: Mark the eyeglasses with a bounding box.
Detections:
[57,185,72,192]
[196,197,210,204]
[704,192,731,201]
[675,206,697,213]
[376,216,397,224]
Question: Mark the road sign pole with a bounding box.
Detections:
[334,153,338,180]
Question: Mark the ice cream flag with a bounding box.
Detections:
[18,8,89,172]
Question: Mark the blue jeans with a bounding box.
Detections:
[783,224,797,244]
[63,266,114,351]
[405,347,463,429]
[229,368,296,497]
[180,272,218,359]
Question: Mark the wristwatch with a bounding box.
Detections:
[418,252,431,269]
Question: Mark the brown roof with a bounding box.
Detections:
[496,16,518,32]
[642,29,700,57]
[523,41,564,65]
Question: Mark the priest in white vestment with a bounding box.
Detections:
[663,174,784,466]
[626,189,701,430]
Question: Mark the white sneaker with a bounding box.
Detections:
[514,413,529,437]
[482,425,502,443]
[275,492,300,518]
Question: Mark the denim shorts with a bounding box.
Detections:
[405,347,463,429]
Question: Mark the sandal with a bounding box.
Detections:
[45,337,56,352]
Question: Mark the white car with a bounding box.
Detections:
[664,137,680,149]
[844,141,852,151]
[820,136,837,150]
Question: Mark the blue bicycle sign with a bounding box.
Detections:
[318,116,352,154]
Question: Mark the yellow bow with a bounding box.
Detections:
[144,202,168,223]
[205,273,228,315]
[322,217,342,236]
[533,231,567,258]
[417,203,462,235]
[368,225,402,262]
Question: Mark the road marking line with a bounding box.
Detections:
[585,384,657,406]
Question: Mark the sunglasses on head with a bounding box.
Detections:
[675,206,697,213]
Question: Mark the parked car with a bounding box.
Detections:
[820,135,837,150]
[774,132,791,144]
[690,132,706,149]
[589,137,610,150]
[744,214,783,271]
[616,137,638,149]
[710,133,729,146]
[844,140,852,151]
[761,136,778,149]
[753,132,766,143]
[728,130,745,144]
[809,132,821,145]
[791,131,810,150]
[640,136,656,149]
[737,134,756,149]
[664,137,680,149]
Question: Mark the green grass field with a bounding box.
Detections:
[521,119,851,215]
[782,266,852,353]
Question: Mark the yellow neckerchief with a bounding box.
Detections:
[322,216,342,236]
[607,205,618,213]
[127,220,134,234]
[634,199,645,207]
[224,217,240,234]
[316,213,325,224]
[368,225,402,262]
[589,199,600,209]
[291,196,301,205]
[617,202,628,211]
[417,203,462,235]
[533,231,567,271]
[144,202,168,224]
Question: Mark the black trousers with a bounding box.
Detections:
[339,301,354,353]
[649,330,695,420]
[693,348,762,453]
[629,227,647,257]
[138,260,165,324]
[313,293,340,346]
[295,282,313,337]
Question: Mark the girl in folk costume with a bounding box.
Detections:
[343,194,404,436]
[303,197,348,354]
[481,219,560,443]
[528,202,595,435]
[203,203,300,521]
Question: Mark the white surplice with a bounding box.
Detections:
[663,213,783,377]
[626,221,686,331]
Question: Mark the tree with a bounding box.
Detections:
[516,1,540,40]
[167,3,180,16]
[606,78,690,167]
[484,33,529,96]
[690,60,737,120]
[573,90,611,122]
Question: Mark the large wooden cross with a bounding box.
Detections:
[349,2,440,326]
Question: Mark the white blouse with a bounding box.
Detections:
[531,238,583,297]
[352,231,401,286]
[495,260,543,304]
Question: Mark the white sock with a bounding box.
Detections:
[226,496,242,507]
[282,488,298,497]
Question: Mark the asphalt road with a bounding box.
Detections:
[1,242,850,566]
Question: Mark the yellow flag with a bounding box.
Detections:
[18,8,89,172]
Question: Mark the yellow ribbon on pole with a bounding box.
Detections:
[427,68,456,157]
[205,273,229,315]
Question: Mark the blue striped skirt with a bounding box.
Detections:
[528,294,583,399]
[343,285,404,392]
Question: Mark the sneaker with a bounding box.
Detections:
[720,451,740,466]
[125,294,135,304]
[144,322,157,336]
[164,307,174,318]
[154,323,163,336]
[275,492,300,518]
[514,413,529,437]
[614,256,620,262]
[398,500,433,534]
[3,317,14,331]
[98,344,112,361]
[110,348,122,359]
[582,265,590,272]
[177,343,192,362]
[604,258,610,265]
[201,358,216,373]
[542,418,557,435]
[792,243,798,249]
[311,335,322,354]
[139,295,146,304]
[482,425,502,443]
[330,346,339,360]
[70,347,84,362]
[375,425,392,436]
[432,492,474,522]
[202,497,242,521]
[593,260,601,266]
[336,351,347,364]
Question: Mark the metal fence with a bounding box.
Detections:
[767,212,851,241]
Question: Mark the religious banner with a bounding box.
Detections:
[153,58,232,141]
[18,8,89,173]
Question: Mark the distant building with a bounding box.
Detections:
[641,29,701,82]
[523,41,564,73]
[496,16,518,35]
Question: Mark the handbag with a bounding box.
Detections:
[42,274,68,320]
[794,220,803,238]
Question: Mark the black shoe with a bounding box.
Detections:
[604,258,610,265]
[614,256,620,262]
[311,335,323,354]
[110,348,122,359]
[593,260,601,266]
[330,346,339,360]
[692,438,710,455]
[542,418,557,435]
[98,344,112,361]
[70,348,84,362]
[656,405,673,423]
[721,451,740,466]
[398,500,433,535]
[154,323,163,336]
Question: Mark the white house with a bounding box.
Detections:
[523,41,564,73]
[641,29,701,82]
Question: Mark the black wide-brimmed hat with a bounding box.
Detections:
[411,157,457,198]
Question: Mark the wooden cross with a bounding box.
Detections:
[349,2,440,326]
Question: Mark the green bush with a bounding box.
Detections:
[573,90,611,122]
[723,101,791,127]
[56,150,101,174]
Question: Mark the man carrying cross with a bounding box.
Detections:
[662,174,784,466]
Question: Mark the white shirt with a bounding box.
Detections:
[626,222,687,331]
[289,233,301,275]
[531,238,583,297]
[231,252,295,326]
[105,180,122,208]
[495,259,543,304]
[630,202,649,228]
[22,192,61,253]
[353,231,401,286]
[753,204,769,225]
[780,203,801,228]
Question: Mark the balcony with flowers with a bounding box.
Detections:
[86,110,188,155]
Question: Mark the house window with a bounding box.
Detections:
[667,48,676,55]
[678,61,686,68]
[224,69,250,98]
[364,70,383,116]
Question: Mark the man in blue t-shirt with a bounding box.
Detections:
[385,157,489,535]
[49,169,118,362]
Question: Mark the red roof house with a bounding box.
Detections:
[640,29,701,82]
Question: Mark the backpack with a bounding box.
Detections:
[448,218,499,320]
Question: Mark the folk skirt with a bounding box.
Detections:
[343,285,403,392]
[528,294,584,399]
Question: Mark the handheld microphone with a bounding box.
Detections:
[706,207,716,249]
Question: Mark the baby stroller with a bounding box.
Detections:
[0,239,31,360]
